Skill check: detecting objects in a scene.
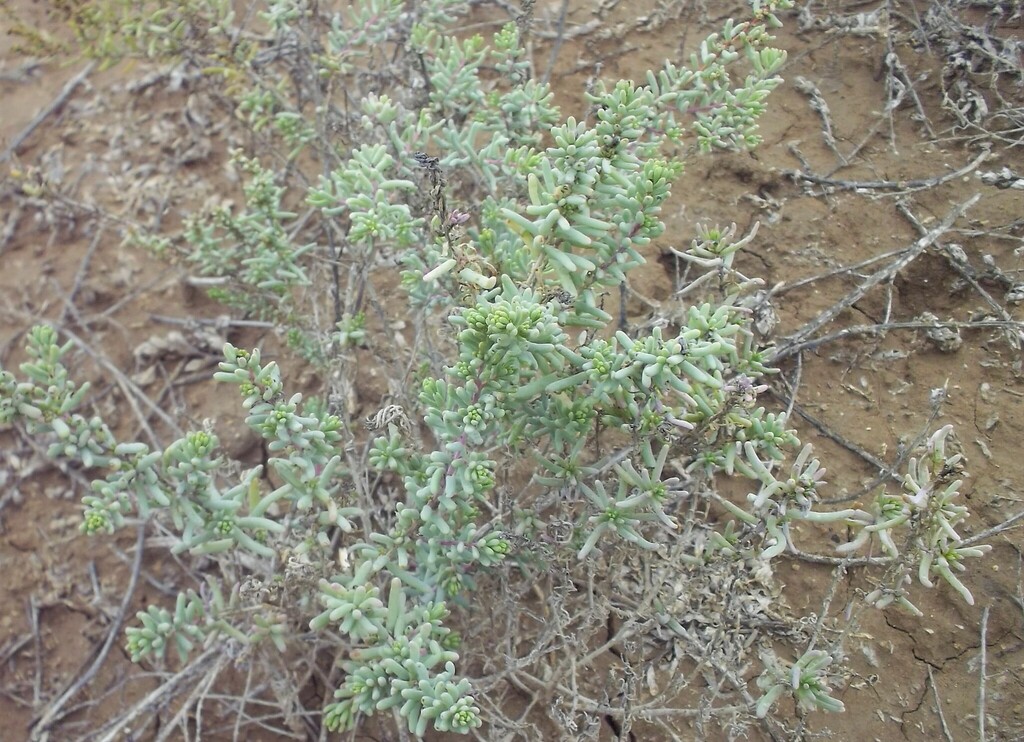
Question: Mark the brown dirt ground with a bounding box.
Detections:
[1,1,1023,740]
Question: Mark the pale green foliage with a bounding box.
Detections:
[755,648,846,718]
[54,0,236,64]
[312,578,481,735]
[0,0,995,737]
[125,592,206,663]
[306,143,423,248]
[185,153,313,316]
[334,311,367,348]
[839,423,992,614]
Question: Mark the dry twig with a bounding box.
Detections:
[896,199,1022,354]
[0,62,96,163]
[781,147,990,196]
[28,526,146,740]
[978,604,990,742]
[774,193,981,360]
[928,665,956,742]
[793,76,846,165]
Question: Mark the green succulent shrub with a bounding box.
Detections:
[0,0,992,737]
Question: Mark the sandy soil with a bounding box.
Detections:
[1,1,1023,740]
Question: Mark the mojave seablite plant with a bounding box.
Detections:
[0,0,992,737]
